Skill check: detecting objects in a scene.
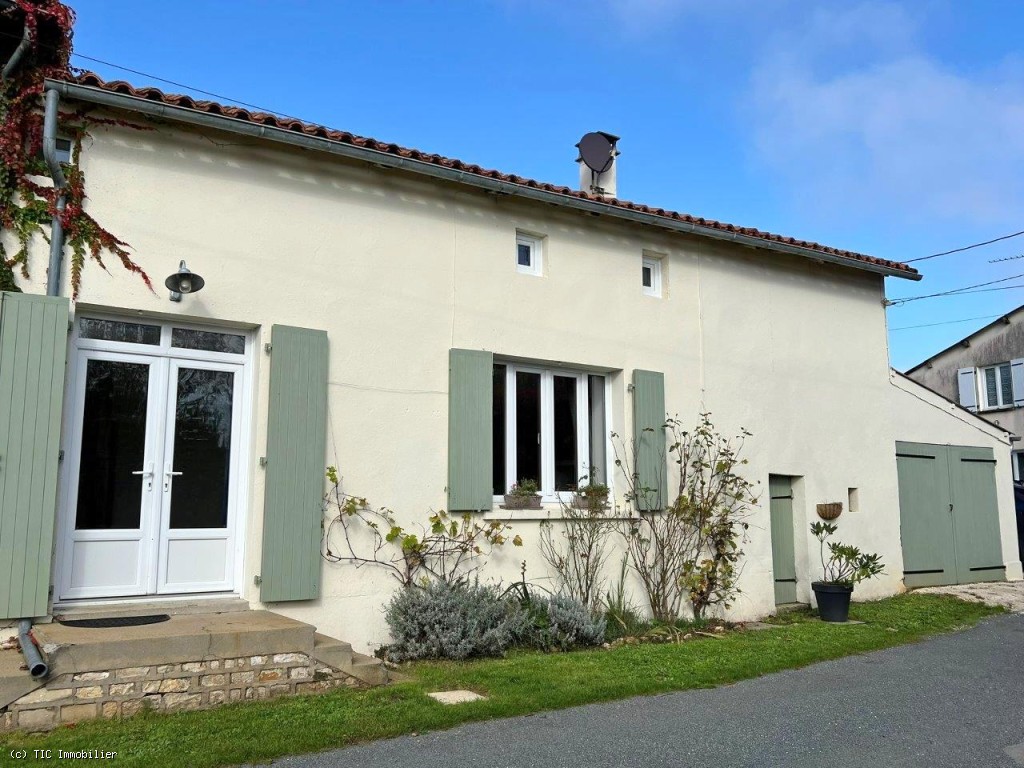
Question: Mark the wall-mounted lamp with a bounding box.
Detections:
[165,260,205,302]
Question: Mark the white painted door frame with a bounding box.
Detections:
[54,315,253,602]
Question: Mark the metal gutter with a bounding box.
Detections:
[46,78,920,282]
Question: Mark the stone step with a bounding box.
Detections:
[311,632,353,672]
[50,597,251,622]
[349,651,390,686]
[33,610,315,674]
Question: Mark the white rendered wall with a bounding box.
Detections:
[7,113,961,651]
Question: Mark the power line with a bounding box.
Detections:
[886,272,1024,305]
[0,28,303,122]
[988,253,1024,264]
[906,229,1024,263]
[890,313,1004,331]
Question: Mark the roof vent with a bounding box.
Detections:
[576,131,620,198]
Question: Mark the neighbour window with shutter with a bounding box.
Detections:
[981,363,1013,409]
[491,362,609,501]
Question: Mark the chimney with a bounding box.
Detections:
[576,131,620,198]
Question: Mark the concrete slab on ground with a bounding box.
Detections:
[917,580,1024,613]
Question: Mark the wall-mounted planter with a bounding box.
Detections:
[816,502,843,521]
[503,494,542,510]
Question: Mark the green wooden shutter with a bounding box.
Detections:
[632,369,666,511]
[260,325,329,603]
[0,292,69,619]
[448,348,492,511]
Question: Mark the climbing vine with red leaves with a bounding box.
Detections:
[0,0,150,297]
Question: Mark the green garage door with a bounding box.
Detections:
[896,441,1004,588]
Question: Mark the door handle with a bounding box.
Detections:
[131,462,155,492]
[164,463,183,492]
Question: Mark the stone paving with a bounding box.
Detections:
[917,580,1024,613]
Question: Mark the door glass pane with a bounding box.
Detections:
[169,368,234,529]
[493,364,506,495]
[76,360,150,529]
[79,318,160,345]
[515,371,541,488]
[553,375,578,491]
[171,328,245,354]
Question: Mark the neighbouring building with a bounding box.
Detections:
[905,304,1024,479]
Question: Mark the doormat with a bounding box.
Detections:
[57,614,171,629]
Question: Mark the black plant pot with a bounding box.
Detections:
[812,581,853,622]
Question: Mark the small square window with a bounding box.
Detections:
[516,233,543,276]
[642,256,662,297]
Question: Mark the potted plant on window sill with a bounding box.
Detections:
[571,480,610,512]
[504,479,543,510]
[810,521,884,622]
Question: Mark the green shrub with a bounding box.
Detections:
[384,581,526,661]
[518,594,607,651]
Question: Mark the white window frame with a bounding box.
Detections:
[642,255,662,297]
[981,363,1013,410]
[516,232,543,277]
[494,363,610,504]
[1013,450,1024,483]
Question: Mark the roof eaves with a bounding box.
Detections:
[48,74,921,282]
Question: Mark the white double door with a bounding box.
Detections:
[59,348,243,600]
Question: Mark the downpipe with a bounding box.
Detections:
[17,620,49,679]
[1,14,30,82]
[43,87,67,297]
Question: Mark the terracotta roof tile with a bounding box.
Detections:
[69,72,918,278]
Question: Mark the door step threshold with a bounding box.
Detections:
[774,602,810,614]
[51,596,251,623]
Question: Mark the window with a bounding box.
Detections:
[982,363,1013,409]
[516,232,543,276]
[642,255,662,297]
[492,363,608,500]
[1013,451,1024,483]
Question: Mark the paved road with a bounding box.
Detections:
[265,615,1024,768]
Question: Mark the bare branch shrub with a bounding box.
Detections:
[614,412,756,622]
[538,480,615,612]
[322,466,521,587]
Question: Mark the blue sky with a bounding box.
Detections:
[69,1,1024,370]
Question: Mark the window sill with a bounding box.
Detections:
[483,505,634,522]
[979,405,1018,413]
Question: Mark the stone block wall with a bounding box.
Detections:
[1,652,363,732]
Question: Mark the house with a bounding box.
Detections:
[905,303,1024,478]
[1,61,1022,725]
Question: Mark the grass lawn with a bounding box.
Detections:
[0,594,1000,767]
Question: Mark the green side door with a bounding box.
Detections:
[948,446,1004,584]
[896,442,957,588]
[896,441,1004,588]
[768,475,797,605]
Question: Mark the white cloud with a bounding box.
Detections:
[747,3,1024,226]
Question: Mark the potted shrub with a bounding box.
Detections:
[810,521,884,622]
[504,479,542,510]
[571,479,610,511]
